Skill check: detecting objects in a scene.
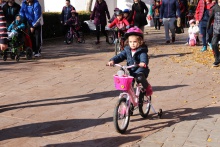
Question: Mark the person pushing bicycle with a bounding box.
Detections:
[65,10,81,43]
[107,26,152,96]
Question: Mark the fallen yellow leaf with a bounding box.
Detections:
[207,138,212,142]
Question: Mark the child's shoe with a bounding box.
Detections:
[146,84,153,96]
[201,46,207,52]
[208,42,212,50]
[77,38,81,43]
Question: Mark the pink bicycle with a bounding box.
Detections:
[112,64,162,134]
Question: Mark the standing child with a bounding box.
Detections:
[186,19,199,46]
[123,9,132,25]
[65,10,81,42]
[107,26,152,96]
[153,0,161,30]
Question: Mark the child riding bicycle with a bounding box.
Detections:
[108,10,130,38]
[107,26,152,96]
[65,9,81,42]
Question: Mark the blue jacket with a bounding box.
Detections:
[19,0,42,27]
[8,16,25,32]
[110,45,149,77]
[160,0,181,19]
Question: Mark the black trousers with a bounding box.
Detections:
[29,26,42,54]
[135,72,149,89]
[96,25,107,41]
[154,18,161,29]
[211,34,220,62]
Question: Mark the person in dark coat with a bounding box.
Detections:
[60,0,75,42]
[153,0,161,30]
[90,0,110,44]
[207,0,220,67]
[129,0,148,32]
[2,0,21,27]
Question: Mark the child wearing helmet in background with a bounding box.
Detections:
[123,9,133,25]
[65,9,81,42]
[109,7,120,23]
[108,10,130,36]
[186,19,199,46]
[107,26,153,97]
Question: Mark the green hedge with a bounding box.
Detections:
[42,11,91,39]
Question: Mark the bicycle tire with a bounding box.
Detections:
[65,31,73,44]
[138,92,151,118]
[115,40,120,55]
[107,30,115,44]
[113,97,130,134]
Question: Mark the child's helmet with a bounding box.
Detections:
[189,19,195,24]
[125,26,143,39]
[123,9,130,14]
[115,10,123,16]
[114,7,120,11]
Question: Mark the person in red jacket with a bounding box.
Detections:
[195,0,215,52]
[108,10,130,38]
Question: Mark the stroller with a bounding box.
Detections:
[1,29,33,62]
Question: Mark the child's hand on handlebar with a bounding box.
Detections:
[107,60,114,66]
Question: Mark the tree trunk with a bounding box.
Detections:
[86,0,93,12]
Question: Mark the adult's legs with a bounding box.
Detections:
[169,17,176,40]
[199,25,207,47]
[163,18,170,41]
[211,34,220,62]
[154,18,158,29]
[96,25,101,42]
[100,25,108,42]
[33,26,42,55]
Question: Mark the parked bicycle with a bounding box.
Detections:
[65,25,85,44]
[110,64,162,134]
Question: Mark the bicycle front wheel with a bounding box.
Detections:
[115,40,120,55]
[107,30,114,44]
[65,31,73,44]
[139,92,151,118]
[113,97,130,134]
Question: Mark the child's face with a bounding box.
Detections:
[128,36,140,50]
[190,23,195,27]
[16,16,21,21]
[71,13,75,16]
[123,13,128,18]
[156,2,159,5]
[117,15,123,20]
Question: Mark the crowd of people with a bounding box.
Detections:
[0,0,220,67]
[0,0,43,57]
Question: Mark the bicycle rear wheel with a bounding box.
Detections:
[65,31,73,44]
[139,92,151,118]
[113,97,130,134]
[107,30,115,44]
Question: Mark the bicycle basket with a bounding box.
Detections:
[114,75,134,91]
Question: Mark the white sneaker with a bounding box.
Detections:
[34,53,41,57]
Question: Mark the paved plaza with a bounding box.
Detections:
[0,27,220,147]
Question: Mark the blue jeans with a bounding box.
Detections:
[163,18,176,41]
[199,24,213,47]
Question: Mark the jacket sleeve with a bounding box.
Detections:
[195,1,201,21]
[108,19,117,28]
[18,23,26,30]
[139,49,149,65]
[105,3,110,19]
[123,19,130,26]
[207,7,214,29]
[90,6,96,20]
[60,7,64,22]
[19,2,25,19]
[159,1,164,19]
[176,0,181,17]
[143,2,149,17]
[0,7,8,44]
[110,49,127,63]
[32,2,42,27]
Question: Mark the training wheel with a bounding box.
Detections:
[158,109,163,119]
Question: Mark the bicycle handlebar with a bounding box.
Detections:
[113,64,137,69]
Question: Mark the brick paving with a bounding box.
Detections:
[0,27,220,147]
